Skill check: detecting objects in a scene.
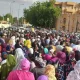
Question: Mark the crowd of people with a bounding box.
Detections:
[0,28,80,80]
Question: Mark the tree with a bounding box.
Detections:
[13,17,18,24]
[19,17,24,25]
[0,16,3,21]
[24,0,61,28]
[4,13,13,24]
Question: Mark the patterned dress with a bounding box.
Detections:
[56,63,66,80]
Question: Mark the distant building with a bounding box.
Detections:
[55,2,80,32]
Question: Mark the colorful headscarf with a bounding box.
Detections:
[44,48,48,54]
[37,75,48,80]
[65,46,73,53]
[56,51,66,64]
[56,45,64,52]
[45,64,57,80]
[20,58,30,71]
[44,54,52,61]
[7,54,16,67]
[13,48,25,70]
[0,54,16,80]
[15,48,25,62]
[35,57,46,67]
[2,52,7,59]
[2,52,7,56]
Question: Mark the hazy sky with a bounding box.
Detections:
[0,0,80,18]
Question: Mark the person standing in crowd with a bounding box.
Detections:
[37,64,56,80]
[7,58,35,80]
[56,51,66,80]
[24,36,32,49]
[0,28,80,80]
[13,48,25,70]
[66,60,80,80]
[0,52,16,80]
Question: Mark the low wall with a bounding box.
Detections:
[0,24,11,28]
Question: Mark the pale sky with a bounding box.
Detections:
[0,0,80,18]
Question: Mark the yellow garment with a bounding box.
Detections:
[66,46,72,53]
[24,39,31,48]
[52,46,56,51]
[45,65,57,80]
[31,28,34,32]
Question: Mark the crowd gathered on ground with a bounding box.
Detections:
[0,28,80,80]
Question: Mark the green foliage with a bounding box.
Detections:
[19,17,24,25]
[24,1,61,28]
[13,17,17,23]
[0,16,3,21]
[4,13,13,24]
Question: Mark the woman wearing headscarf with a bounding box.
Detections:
[65,51,76,78]
[0,53,16,80]
[65,42,73,54]
[7,58,35,80]
[45,64,57,80]
[66,60,80,80]
[42,48,52,64]
[56,45,64,52]
[13,48,25,70]
[37,64,56,80]
[31,57,46,80]
[1,52,7,61]
[42,48,49,60]
[56,51,66,80]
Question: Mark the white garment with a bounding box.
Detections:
[32,38,35,42]
[29,48,34,54]
[56,45,64,52]
[73,45,80,51]
[1,59,7,65]
[13,48,25,70]
[53,38,58,45]
[30,61,36,70]
[15,48,25,62]
[10,36,16,46]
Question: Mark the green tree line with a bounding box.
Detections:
[24,0,61,28]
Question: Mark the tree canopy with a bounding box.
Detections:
[4,13,13,24]
[0,16,3,21]
[24,0,61,28]
[13,17,17,24]
[19,17,24,25]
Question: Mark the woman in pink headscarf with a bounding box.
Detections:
[7,58,35,80]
